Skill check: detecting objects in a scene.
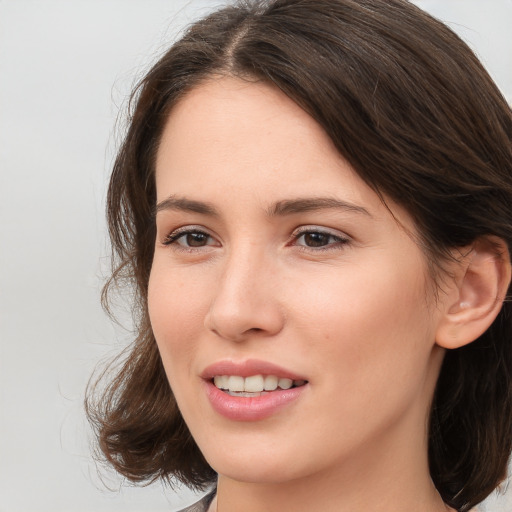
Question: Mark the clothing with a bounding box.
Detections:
[178,490,216,512]
[177,491,479,511]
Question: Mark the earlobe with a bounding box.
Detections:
[436,236,511,350]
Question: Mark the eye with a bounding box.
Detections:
[293,228,349,250]
[163,227,218,249]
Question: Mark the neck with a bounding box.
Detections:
[215,471,450,512]
[215,455,453,512]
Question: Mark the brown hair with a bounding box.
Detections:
[86,1,512,510]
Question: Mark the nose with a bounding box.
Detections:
[204,248,285,342]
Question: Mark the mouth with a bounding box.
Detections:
[201,359,309,420]
[212,374,308,397]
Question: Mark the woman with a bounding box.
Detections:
[86,1,512,511]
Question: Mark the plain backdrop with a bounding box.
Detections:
[1,1,511,511]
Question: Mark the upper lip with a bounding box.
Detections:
[201,359,307,381]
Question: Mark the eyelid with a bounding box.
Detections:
[162,225,220,247]
[291,225,350,240]
[290,225,351,250]
[160,224,350,251]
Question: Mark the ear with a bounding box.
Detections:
[436,236,511,350]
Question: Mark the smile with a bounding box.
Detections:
[213,374,308,395]
[201,360,309,421]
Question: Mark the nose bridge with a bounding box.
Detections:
[205,240,283,341]
[224,242,261,292]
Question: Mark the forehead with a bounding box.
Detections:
[155,77,364,201]
[157,77,330,167]
[154,77,417,237]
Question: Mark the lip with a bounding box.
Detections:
[200,358,307,380]
[201,359,308,422]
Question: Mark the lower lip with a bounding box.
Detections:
[204,380,307,421]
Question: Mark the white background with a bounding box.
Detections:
[1,1,511,511]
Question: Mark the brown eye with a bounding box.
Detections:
[164,229,217,249]
[294,229,349,250]
[185,232,209,247]
[303,232,331,247]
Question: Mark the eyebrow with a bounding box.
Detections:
[154,195,371,218]
[154,196,219,217]
[267,197,372,217]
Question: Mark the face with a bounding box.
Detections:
[149,77,447,485]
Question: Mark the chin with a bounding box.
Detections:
[201,441,308,484]
[213,461,302,485]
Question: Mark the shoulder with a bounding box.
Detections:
[177,490,216,512]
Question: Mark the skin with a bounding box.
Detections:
[149,76,457,512]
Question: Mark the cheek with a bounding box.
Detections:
[292,255,429,338]
[289,254,435,403]
[147,263,209,381]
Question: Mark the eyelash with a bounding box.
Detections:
[292,227,350,252]
[162,226,216,252]
[161,226,350,253]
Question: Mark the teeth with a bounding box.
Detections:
[278,378,293,390]
[213,374,306,393]
[227,375,244,392]
[244,375,264,392]
[264,375,278,391]
[213,375,228,389]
